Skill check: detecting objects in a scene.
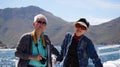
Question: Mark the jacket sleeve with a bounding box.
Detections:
[15,34,31,60]
[56,33,71,62]
[51,44,59,56]
[86,40,103,67]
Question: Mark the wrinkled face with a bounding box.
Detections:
[33,18,47,32]
[74,23,87,36]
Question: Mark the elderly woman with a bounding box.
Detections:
[15,14,59,67]
[56,18,103,67]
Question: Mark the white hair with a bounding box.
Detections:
[34,14,47,22]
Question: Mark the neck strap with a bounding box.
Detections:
[31,30,46,48]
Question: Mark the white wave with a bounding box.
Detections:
[99,51,120,56]
[98,45,120,50]
[103,59,120,67]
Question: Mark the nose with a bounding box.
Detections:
[76,28,82,32]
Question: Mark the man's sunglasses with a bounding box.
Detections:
[37,21,47,25]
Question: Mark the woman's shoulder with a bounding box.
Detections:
[82,35,92,42]
[22,32,31,37]
[20,32,32,40]
[65,32,72,37]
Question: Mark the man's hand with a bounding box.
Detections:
[28,55,43,61]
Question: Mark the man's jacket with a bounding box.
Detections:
[15,32,59,67]
[56,33,103,67]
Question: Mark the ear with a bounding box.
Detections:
[33,22,35,26]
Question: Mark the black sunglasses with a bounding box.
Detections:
[37,21,47,25]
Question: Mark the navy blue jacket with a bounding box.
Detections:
[57,33,103,67]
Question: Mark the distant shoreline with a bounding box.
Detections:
[0,49,16,50]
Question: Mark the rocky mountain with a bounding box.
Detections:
[0,6,68,48]
[86,17,120,45]
[0,6,120,48]
[0,40,7,48]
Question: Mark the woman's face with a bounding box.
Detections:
[74,23,87,36]
[33,18,47,33]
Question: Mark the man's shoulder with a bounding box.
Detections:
[20,32,32,39]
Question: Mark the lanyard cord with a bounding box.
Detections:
[31,30,46,54]
[31,30,47,64]
[31,30,40,55]
[35,43,40,54]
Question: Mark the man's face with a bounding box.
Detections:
[74,23,87,36]
[33,18,47,32]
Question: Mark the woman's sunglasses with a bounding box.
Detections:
[37,21,47,25]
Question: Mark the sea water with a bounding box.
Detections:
[0,45,120,67]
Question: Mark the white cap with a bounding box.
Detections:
[76,21,88,29]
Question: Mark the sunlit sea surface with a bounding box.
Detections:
[0,45,120,67]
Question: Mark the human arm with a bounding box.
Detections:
[86,40,103,67]
[56,33,71,62]
[51,44,59,56]
[15,34,31,60]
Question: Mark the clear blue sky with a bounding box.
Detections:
[0,0,120,25]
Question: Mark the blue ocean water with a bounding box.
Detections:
[54,45,120,67]
[0,45,120,67]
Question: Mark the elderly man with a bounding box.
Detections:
[15,14,59,67]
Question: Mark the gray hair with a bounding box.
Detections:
[34,14,47,22]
